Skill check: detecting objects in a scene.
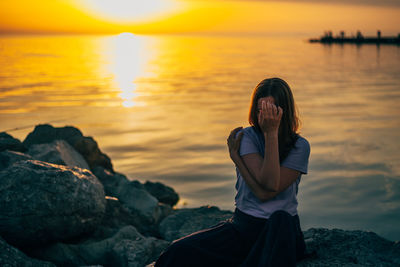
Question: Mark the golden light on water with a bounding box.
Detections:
[104,32,154,108]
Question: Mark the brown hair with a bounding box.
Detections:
[248,77,301,162]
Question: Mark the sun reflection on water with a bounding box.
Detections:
[104,32,152,108]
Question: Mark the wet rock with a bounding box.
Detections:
[0,150,32,170]
[0,236,55,267]
[159,206,233,241]
[22,124,113,172]
[27,139,90,170]
[144,181,179,207]
[0,132,26,152]
[298,228,400,266]
[0,159,106,247]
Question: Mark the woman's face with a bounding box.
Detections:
[257,96,275,114]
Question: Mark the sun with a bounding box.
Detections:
[76,0,186,24]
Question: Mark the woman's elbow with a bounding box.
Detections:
[257,176,280,193]
[260,183,279,193]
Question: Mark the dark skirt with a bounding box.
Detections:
[155,208,306,267]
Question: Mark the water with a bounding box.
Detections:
[1,33,400,241]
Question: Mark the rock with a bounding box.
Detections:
[28,225,168,267]
[0,236,55,267]
[0,150,32,170]
[117,181,163,225]
[159,206,233,241]
[110,237,170,267]
[158,203,173,222]
[22,124,113,173]
[27,139,90,170]
[0,132,26,152]
[298,228,400,266]
[74,135,113,174]
[92,166,130,197]
[28,241,87,266]
[144,181,179,207]
[92,169,172,235]
[0,159,106,247]
[93,196,158,238]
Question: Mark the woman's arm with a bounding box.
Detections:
[228,127,301,202]
[228,128,269,200]
[252,100,282,192]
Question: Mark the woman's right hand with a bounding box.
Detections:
[258,100,283,135]
[227,127,244,164]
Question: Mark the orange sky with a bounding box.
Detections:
[0,0,399,35]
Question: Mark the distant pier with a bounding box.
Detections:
[309,30,400,45]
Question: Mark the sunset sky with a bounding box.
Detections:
[1,0,399,35]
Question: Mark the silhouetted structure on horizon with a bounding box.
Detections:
[309,30,400,45]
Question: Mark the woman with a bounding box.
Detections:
[155,78,310,267]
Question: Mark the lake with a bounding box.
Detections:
[1,33,399,241]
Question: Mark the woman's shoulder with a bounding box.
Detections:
[295,135,310,146]
[293,135,311,154]
[241,126,263,140]
[242,126,261,135]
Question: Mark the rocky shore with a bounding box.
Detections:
[1,124,399,266]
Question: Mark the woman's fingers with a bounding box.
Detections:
[272,103,277,117]
[231,131,243,151]
[267,101,273,118]
[262,100,267,116]
[230,127,242,138]
[228,127,243,144]
[227,127,243,156]
[277,106,283,121]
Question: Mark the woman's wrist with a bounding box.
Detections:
[263,130,279,139]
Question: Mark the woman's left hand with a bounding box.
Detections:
[227,127,244,164]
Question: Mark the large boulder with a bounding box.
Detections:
[27,139,90,170]
[22,124,113,173]
[144,181,179,207]
[159,206,233,241]
[0,159,106,247]
[0,150,32,170]
[299,228,400,266]
[0,132,26,152]
[0,236,55,267]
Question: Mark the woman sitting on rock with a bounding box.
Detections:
[155,77,310,266]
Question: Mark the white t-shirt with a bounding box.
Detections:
[234,126,310,219]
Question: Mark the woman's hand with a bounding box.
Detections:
[258,101,283,135]
[227,127,244,165]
